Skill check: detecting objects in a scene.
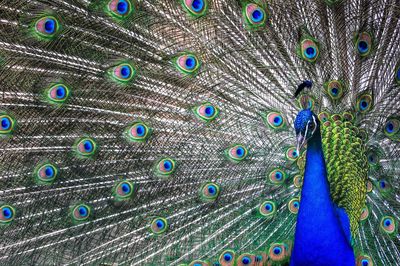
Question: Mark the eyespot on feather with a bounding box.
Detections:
[181,0,208,18]
[0,204,16,225]
[356,254,374,266]
[34,162,58,185]
[109,62,136,83]
[236,253,255,266]
[193,102,219,122]
[262,111,286,130]
[45,83,70,104]
[258,200,277,218]
[219,249,236,265]
[268,168,287,185]
[199,182,220,202]
[288,198,300,214]
[150,217,168,234]
[0,113,16,136]
[355,92,373,113]
[155,158,176,177]
[243,3,268,29]
[113,180,135,201]
[74,137,98,158]
[107,0,134,19]
[324,80,345,100]
[34,16,60,39]
[174,53,201,75]
[70,203,92,223]
[124,122,152,143]
[379,216,397,235]
[354,32,373,57]
[225,144,248,163]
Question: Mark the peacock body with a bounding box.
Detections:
[0,0,399,265]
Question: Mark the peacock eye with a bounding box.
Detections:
[236,254,254,266]
[356,92,373,113]
[325,80,345,101]
[268,243,288,262]
[355,32,373,57]
[219,250,235,264]
[155,158,176,177]
[199,182,220,202]
[107,0,133,18]
[286,146,299,161]
[34,16,60,39]
[360,205,369,221]
[0,114,16,135]
[124,122,152,143]
[297,94,315,110]
[300,38,319,62]
[109,62,136,83]
[244,3,267,28]
[288,198,300,214]
[70,203,92,223]
[241,256,251,265]
[46,83,70,104]
[262,111,286,130]
[376,178,392,196]
[74,137,98,158]
[175,53,201,75]
[35,162,58,185]
[0,204,16,224]
[193,102,219,122]
[357,254,373,266]
[225,144,248,162]
[383,117,399,140]
[182,0,208,17]
[268,168,287,185]
[113,180,134,201]
[380,216,396,235]
[150,217,168,234]
[318,111,330,124]
[259,200,277,218]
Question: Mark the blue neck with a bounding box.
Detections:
[290,128,355,266]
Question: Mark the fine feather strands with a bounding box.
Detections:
[0,0,399,265]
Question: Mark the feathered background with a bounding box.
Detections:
[0,0,399,265]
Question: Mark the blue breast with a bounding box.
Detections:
[290,130,355,266]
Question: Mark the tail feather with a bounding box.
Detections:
[0,0,399,265]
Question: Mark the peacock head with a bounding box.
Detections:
[294,109,319,152]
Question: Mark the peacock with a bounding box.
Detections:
[0,0,399,265]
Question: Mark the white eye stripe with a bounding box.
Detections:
[312,116,317,135]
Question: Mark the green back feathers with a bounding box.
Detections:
[320,112,368,236]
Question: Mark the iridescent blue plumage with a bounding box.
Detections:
[291,109,355,265]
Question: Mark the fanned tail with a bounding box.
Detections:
[0,0,399,265]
